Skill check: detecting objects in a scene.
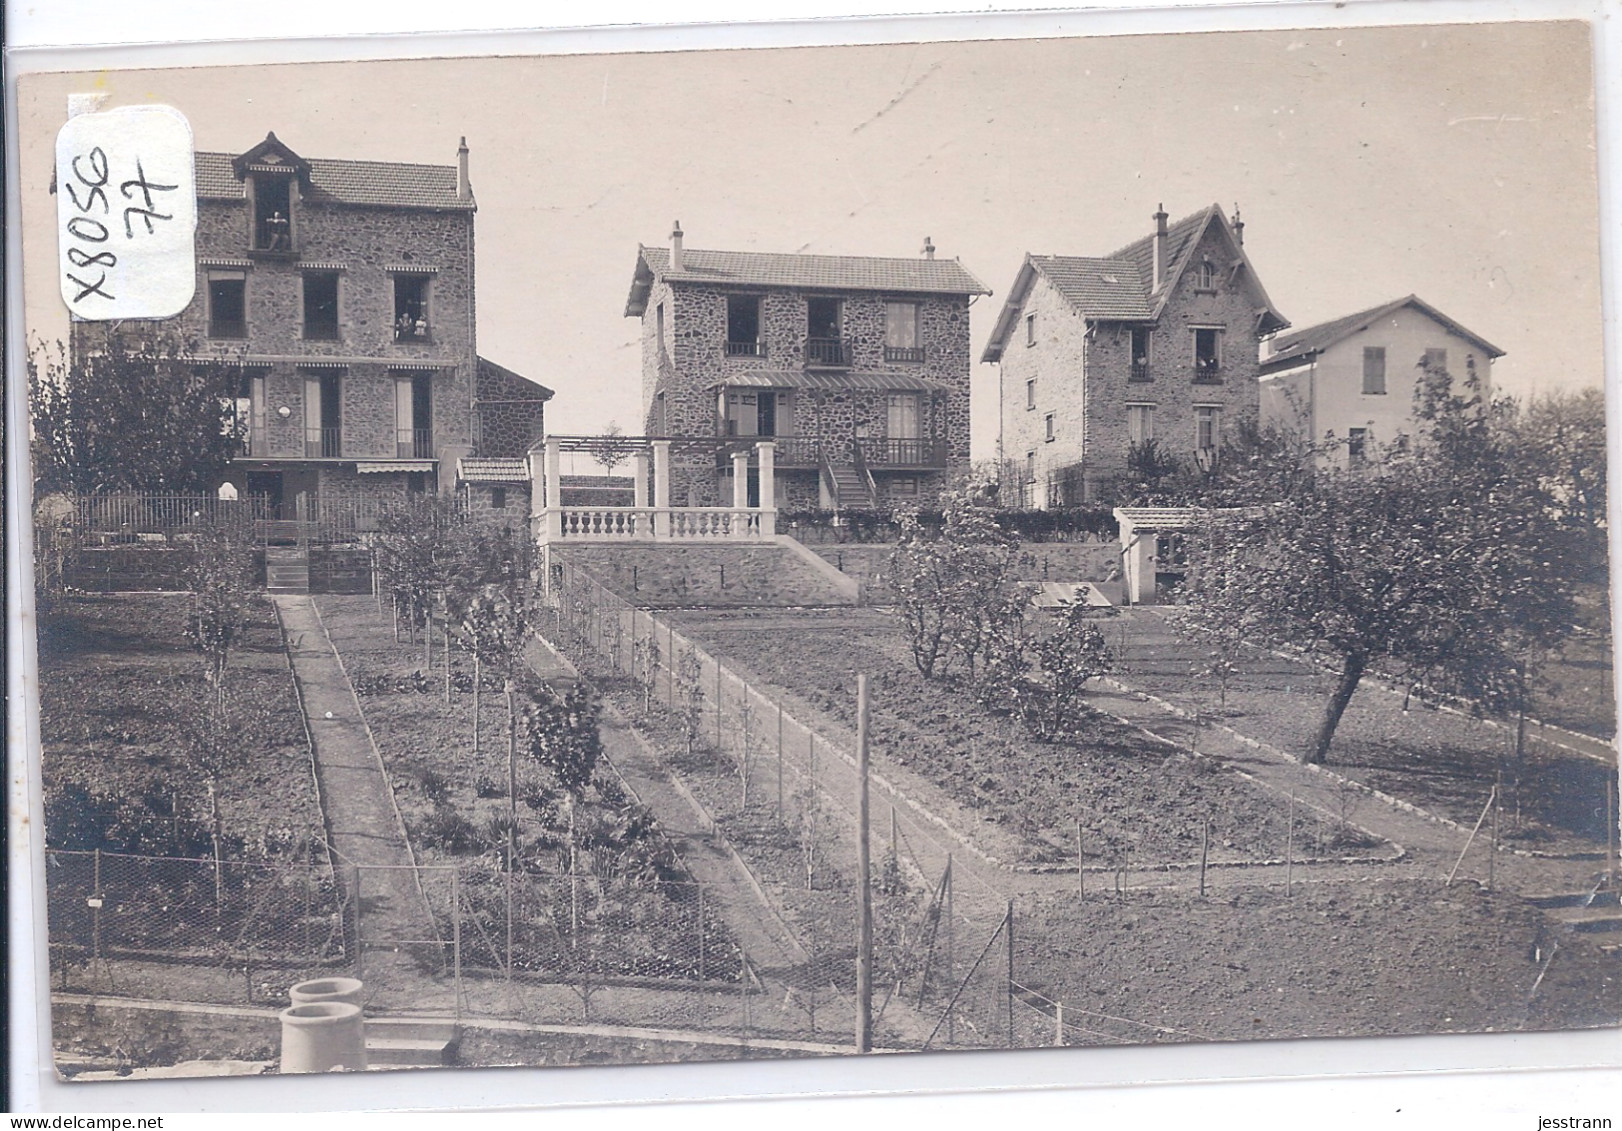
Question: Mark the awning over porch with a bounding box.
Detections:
[457,457,531,483]
[356,460,437,474]
[709,370,948,393]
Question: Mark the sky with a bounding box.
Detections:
[16,19,1602,462]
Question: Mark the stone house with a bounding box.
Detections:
[101,131,549,518]
[982,204,1289,505]
[623,225,991,511]
[1258,294,1504,467]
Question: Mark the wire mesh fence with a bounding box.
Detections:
[45,848,346,1006]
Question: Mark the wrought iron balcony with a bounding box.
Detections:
[804,337,851,367]
[884,345,926,363]
[858,437,948,468]
[1129,360,1152,382]
[725,340,766,358]
[1192,360,1223,384]
[397,428,433,459]
[305,427,342,459]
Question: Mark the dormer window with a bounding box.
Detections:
[234,134,309,255]
[252,174,294,251]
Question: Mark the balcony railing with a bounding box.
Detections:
[713,435,822,467]
[884,345,925,363]
[305,427,342,459]
[1129,361,1152,383]
[859,437,948,468]
[394,320,432,343]
[209,320,247,340]
[804,337,851,367]
[1192,361,1223,384]
[725,340,766,358]
[397,429,433,459]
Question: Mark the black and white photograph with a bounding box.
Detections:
[9,11,1619,1094]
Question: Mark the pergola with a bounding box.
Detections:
[528,435,779,543]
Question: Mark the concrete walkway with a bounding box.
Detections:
[272,595,443,1009]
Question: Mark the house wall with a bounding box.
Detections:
[639,282,974,461]
[1085,222,1264,485]
[182,192,477,496]
[997,271,1091,506]
[999,221,1268,505]
[1261,305,1496,467]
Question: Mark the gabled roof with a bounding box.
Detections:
[625,244,990,316]
[196,133,474,211]
[476,356,554,401]
[1258,294,1506,375]
[980,204,1290,362]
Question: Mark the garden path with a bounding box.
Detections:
[1099,608,1612,901]
[273,595,443,1008]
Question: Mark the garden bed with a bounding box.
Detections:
[1013,880,1619,1043]
[314,596,744,983]
[1118,610,1614,852]
[37,592,319,855]
[663,608,1365,869]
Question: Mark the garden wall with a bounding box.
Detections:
[555,543,856,608]
[309,548,373,594]
[812,540,1123,603]
[63,547,374,593]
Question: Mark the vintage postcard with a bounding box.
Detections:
[11,15,1618,1093]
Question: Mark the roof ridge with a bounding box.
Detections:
[198,149,457,172]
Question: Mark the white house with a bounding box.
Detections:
[1258,294,1504,465]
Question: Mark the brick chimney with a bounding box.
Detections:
[670,220,684,274]
[1152,204,1169,290]
[456,137,470,201]
[922,235,936,260]
[1232,204,1244,247]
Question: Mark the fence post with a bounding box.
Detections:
[1077,819,1084,898]
[697,883,706,1018]
[856,674,873,1055]
[715,660,723,750]
[1005,899,1015,1049]
[1200,815,1210,898]
[354,864,364,986]
[777,703,785,823]
[1285,793,1294,898]
[452,867,463,1025]
[1055,1000,1065,1047]
[945,854,955,1045]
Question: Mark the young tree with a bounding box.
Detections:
[185,520,256,708]
[1177,362,1574,763]
[526,685,603,800]
[29,330,246,495]
[374,494,467,669]
[1025,602,1114,741]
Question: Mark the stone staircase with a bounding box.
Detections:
[827,462,875,509]
[265,546,310,594]
[365,1016,459,1069]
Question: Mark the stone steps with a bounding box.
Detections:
[365,1016,458,1068]
[265,547,309,594]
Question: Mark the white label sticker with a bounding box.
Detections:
[55,104,197,320]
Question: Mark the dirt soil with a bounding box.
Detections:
[667,608,1373,867]
[36,593,319,850]
[1014,881,1619,1045]
[1118,610,1614,852]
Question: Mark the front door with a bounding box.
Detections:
[245,471,285,517]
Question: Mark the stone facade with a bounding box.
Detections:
[114,133,498,514]
[475,357,551,459]
[630,242,986,509]
[992,208,1284,503]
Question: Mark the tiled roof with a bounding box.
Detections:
[195,151,474,211]
[1259,294,1506,374]
[1027,256,1154,320]
[981,204,1289,362]
[457,457,530,483]
[713,371,950,393]
[626,245,989,315]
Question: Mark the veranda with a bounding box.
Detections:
[530,435,780,543]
